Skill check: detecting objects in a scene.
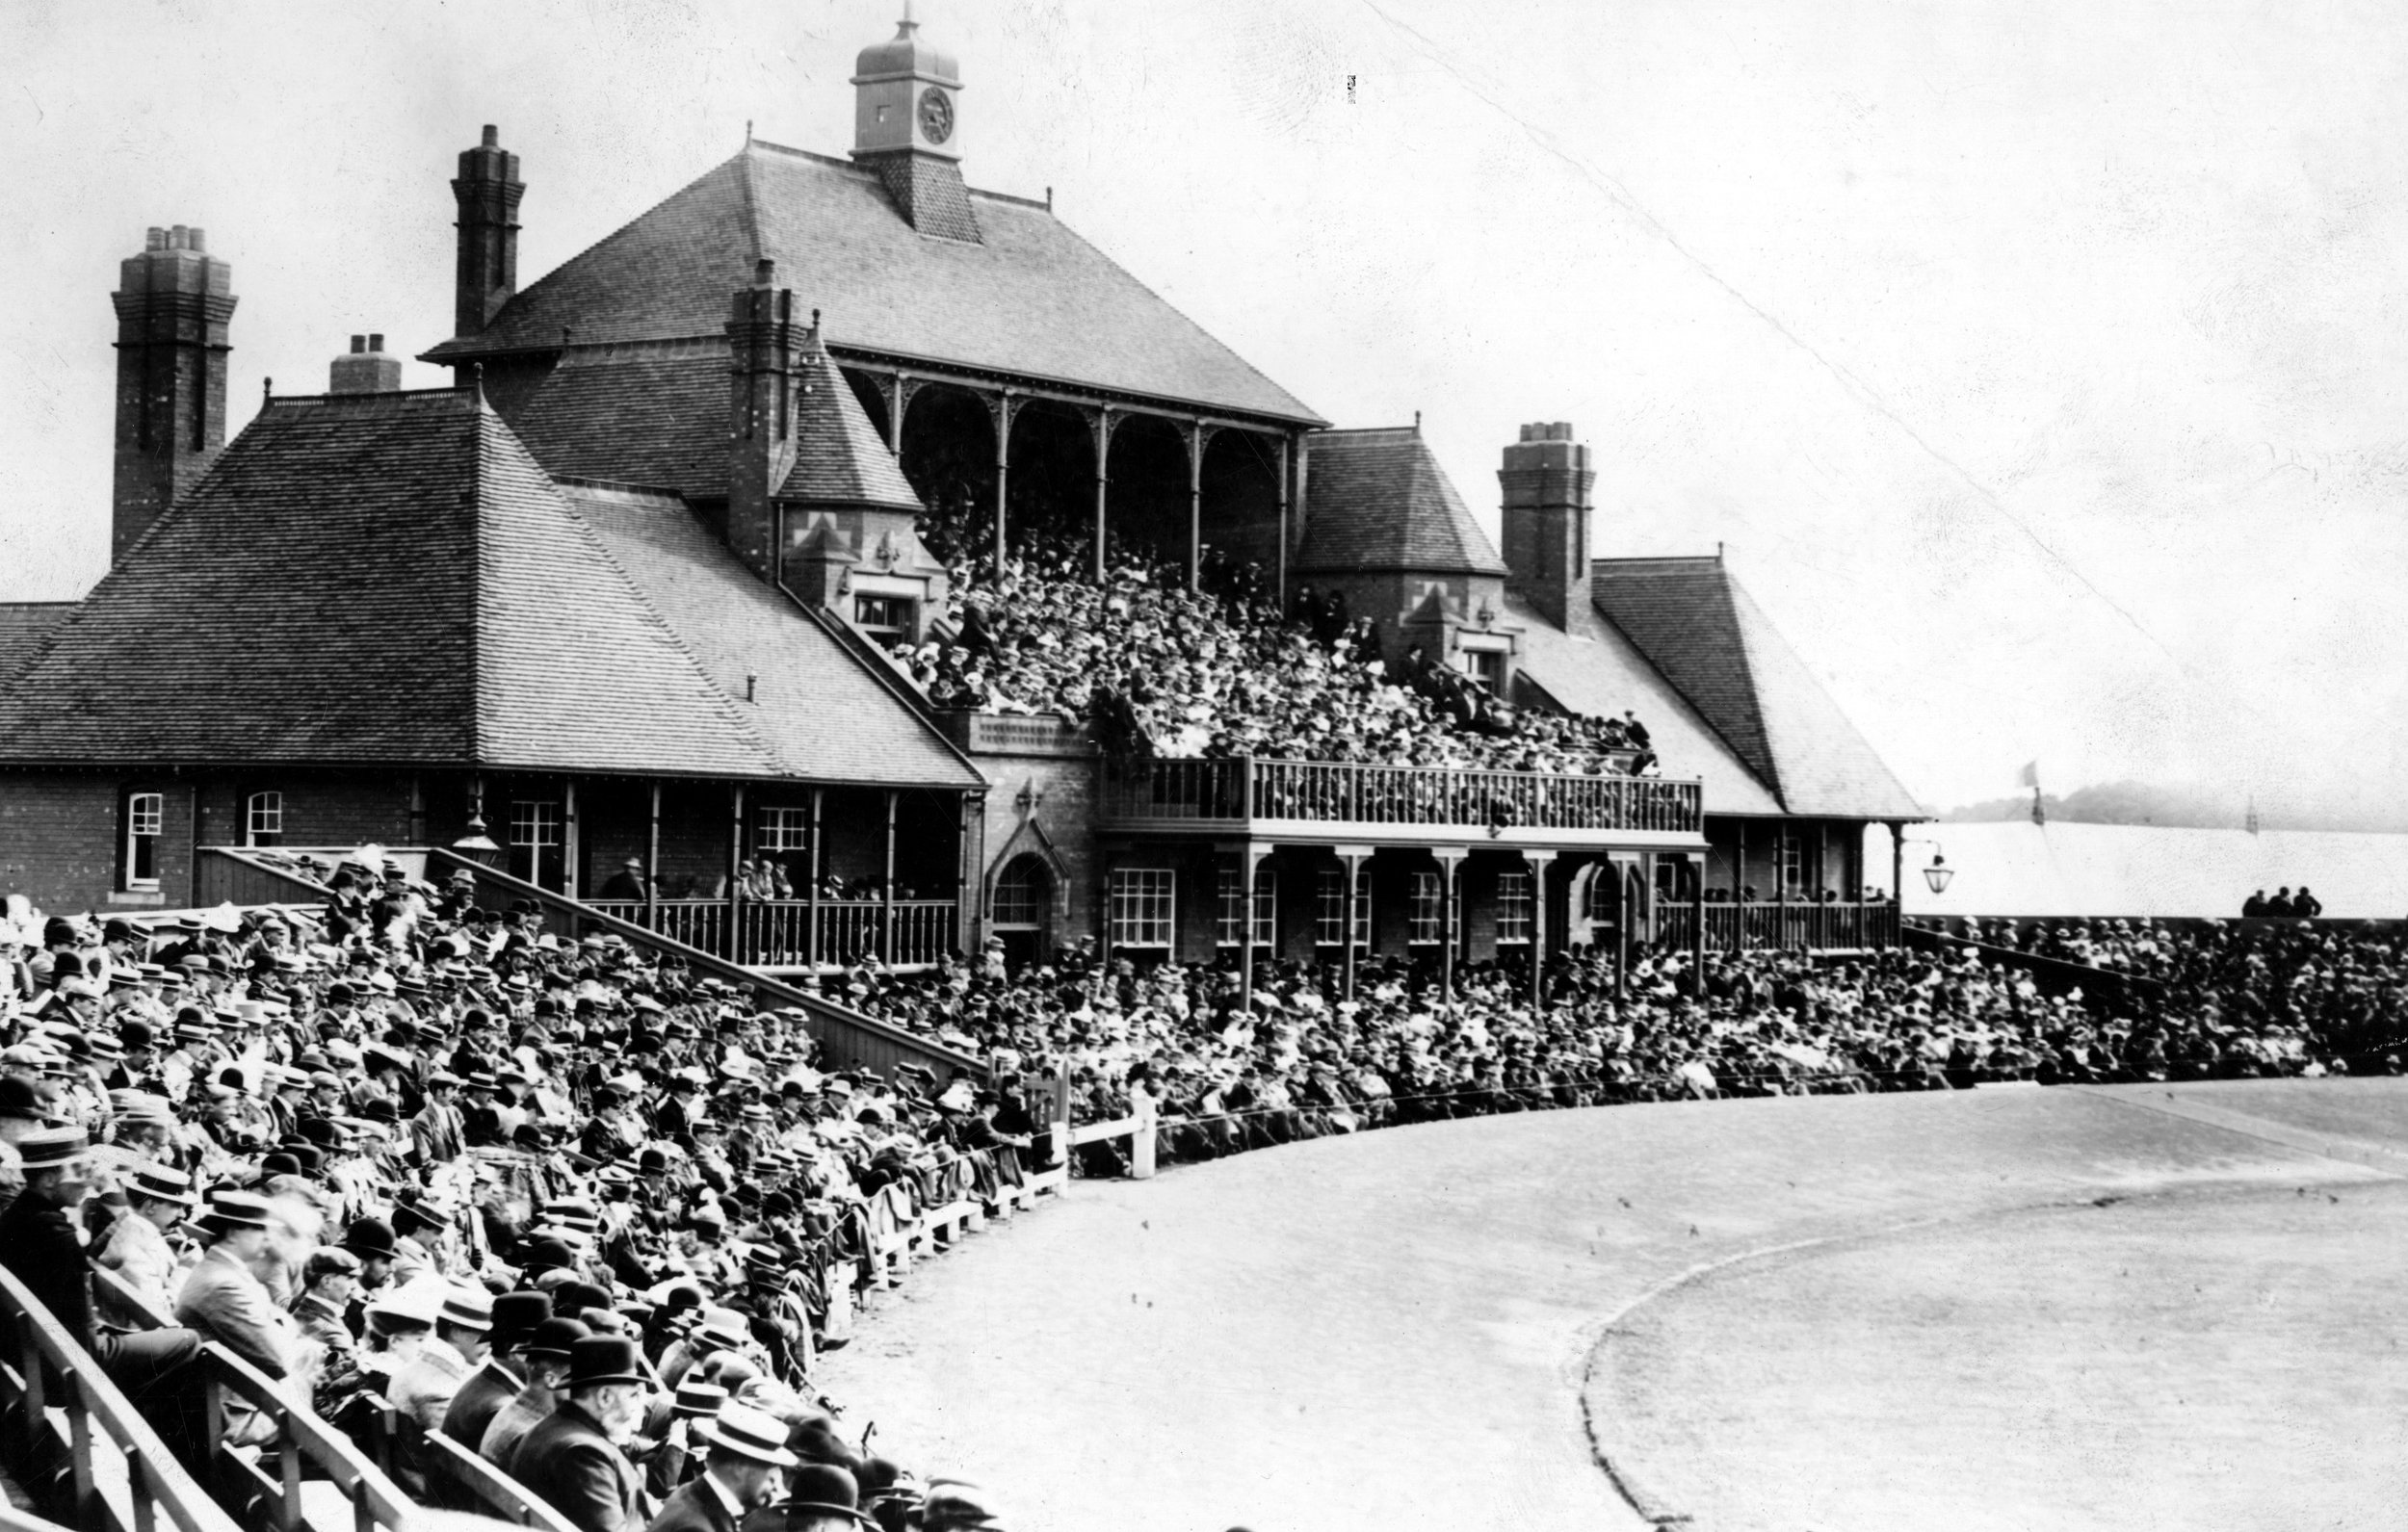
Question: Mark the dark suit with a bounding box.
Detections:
[0,1189,201,1443]
[509,1399,645,1532]
[646,1475,739,1532]
[442,1356,527,1446]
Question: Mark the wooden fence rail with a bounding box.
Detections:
[0,1263,240,1532]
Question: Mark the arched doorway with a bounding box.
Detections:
[990,852,1054,973]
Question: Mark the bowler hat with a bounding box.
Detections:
[781,1465,871,1527]
[346,1217,398,1260]
[565,1336,644,1390]
[490,1291,552,1347]
[521,1316,590,1363]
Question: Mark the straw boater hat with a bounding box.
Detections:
[437,1285,494,1333]
[14,1126,86,1171]
[699,1402,800,1467]
[130,1163,197,1207]
[671,1379,729,1419]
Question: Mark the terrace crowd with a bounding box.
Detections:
[884,533,1655,775]
[2,866,2402,1532]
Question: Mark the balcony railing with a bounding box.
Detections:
[583,897,958,968]
[1655,899,1899,952]
[1098,756,1703,844]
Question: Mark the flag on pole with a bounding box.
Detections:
[2019,761,2045,825]
[2017,761,2040,790]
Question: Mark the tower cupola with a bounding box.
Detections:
[850,10,981,243]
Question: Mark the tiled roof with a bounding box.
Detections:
[504,344,730,496]
[1590,557,1924,819]
[1502,592,1781,815]
[0,389,776,779]
[781,346,921,509]
[1296,428,1510,577]
[563,483,981,789]
[425,143,1320,426]
[0,603,75,685]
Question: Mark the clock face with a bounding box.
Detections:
[917,87,954,145]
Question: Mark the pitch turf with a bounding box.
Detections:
[814,1078,2408,1532]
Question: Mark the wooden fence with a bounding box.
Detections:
[0,1263,239,1532]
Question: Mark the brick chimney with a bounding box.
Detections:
[112,224,236,564]
[328,334,402,394]
[451,125,523,339]
[1498,421,1595,632]
[724,260,808,581]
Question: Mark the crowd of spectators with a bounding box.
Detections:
[883,532,1651,775]
[4,858,2404,1532]
[0,865,1023,1532]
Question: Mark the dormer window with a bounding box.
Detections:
[854,594,915,645]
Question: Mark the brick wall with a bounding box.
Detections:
[1,773,191,911]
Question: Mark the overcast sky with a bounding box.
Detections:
[5,0,2400,819]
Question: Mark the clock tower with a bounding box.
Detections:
[851,12,982,243]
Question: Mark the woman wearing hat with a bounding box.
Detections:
[644,1401,801,1532]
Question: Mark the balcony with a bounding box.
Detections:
[583,897,959,969]
[1656,899,1899,953]
[1098,756,1704,848]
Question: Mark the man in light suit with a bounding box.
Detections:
[510,1336,652,1532]
[174,1189,300,1379]
[390,1284,492,1430]
[645,1402,799,1532]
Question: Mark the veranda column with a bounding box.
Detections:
[1777,822,1792,950]
[727,784,746,964]
[645,782,662,928]
[1185,420,1205,591]
[989,392,1023,575]
[1436,847,1468,999]
[1337,844,1374,1001]
[1237,842,1269,1011]
[1734,818,1749,953]
[563,778,580,900]
[1688,850,1707,998]
[882,789,900,964]
[807,787,824,970]
[1090,406,1116,584]
[1524,849,1557,1011]
[1274,433,1292,610]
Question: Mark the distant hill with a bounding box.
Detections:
[1939,780,2408,835]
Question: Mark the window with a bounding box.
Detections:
[508,799,563,889]
[992,856,1049,928]
[1409,869,1456,946]
[757,807,811,853]
[1496,870,1533,944]
[244,791,283,848]
[123,792,165,890]
[1316,867,1372,948]
[1216,864,1276,948]
[1777,833,1804,893]
[1108,868,1175,949]
[853,595,915,645]
[1462,647,1505,691]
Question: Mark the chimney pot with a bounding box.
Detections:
[145,226,166,251]
[350,335,367,353]
[482,124,499,147]
[368,332,384,351]
[755,258,775,285]
[187,228,206,252]
[170,224,189,249]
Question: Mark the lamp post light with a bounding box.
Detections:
[452,775,503,866]
[1923,851,1953,895]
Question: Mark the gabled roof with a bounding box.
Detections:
[1502,592,1781,815]
[0,389,778,778]
[1589,557,1924,819]
[1296,428,1510,578]
[425,142,1320,427]
[0,603,75,685]
[781,346,920,510]
[562,483,979,789]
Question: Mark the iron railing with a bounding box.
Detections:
[1099,756,1702,837]
[1655,900,1900,952]
[580,898,957,969]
